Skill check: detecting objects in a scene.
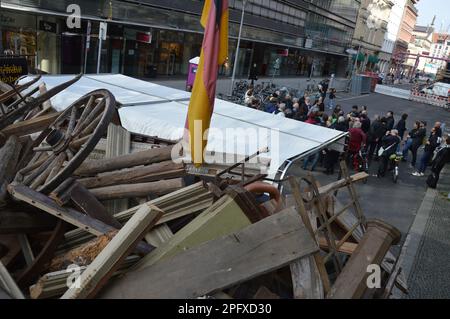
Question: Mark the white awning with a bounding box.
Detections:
[19,74,347,178]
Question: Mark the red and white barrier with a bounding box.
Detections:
[410,89,449,109]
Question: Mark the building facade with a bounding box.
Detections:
[430,32,450,72]
[391,0,418,76]
[351,0,393,73]
[379,0,407,73]
[0,0,362,79]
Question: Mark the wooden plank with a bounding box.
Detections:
[328,220,401,299]
[61,204,163,299]
[133,194,252,270]
[0,112,60,137]
[144,224,174,247]
[290,257,324,299]
[100,207,319,299]
[288,177,329,297]
[69,182,122,229]
[8,184,153,255]
[0,135,22,206]
[17,234,35,266]
[78,161,184,189]
[0,260,25,299]
[330,196,407,292]
[9,184,117,237]
[317,172,368,197]
[89,178,184,201]
[318,237,358,255]
[29,255,140,299]
[104,123,130,214]
[75,145,175,176]
[17,220,67,288]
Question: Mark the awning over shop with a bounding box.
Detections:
[19,74,347,179]
[352,52,365,62]
[368,55,380,64]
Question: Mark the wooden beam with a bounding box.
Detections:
[0,135,22,206]
[89,178,184,201]
[104,123,131,214]
[61,204,163,299]
[75,145,176,176]
[69,182,122,229]
[328,220,401,299]
[78,161,185,189]
[99,207,318,299]
[0,260,25,299]
[17,220,67,288]
[8,185,153,255]
[133,193,253,270]
[318,237,358,255]
[0,112,60,138]
[317,172,368,197]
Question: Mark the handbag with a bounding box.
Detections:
[378,143,395,157]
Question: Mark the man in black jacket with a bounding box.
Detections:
[413,127,442,176]
[427,135,450,188]
[386,111,395,131]
[402,121,426,168]
[377,130,401,177]
[395,113,408,141]
[367,116,387,162]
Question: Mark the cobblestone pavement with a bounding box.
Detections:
[406,168,450,298]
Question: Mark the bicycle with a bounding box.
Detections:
[389,152,403,183]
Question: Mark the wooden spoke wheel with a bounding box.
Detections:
[14,89,116,194]
[0,74,81,131]
[0,75,41,105]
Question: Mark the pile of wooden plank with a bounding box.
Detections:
[0,77,407,299]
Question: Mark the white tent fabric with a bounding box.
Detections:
[19,74,346,177]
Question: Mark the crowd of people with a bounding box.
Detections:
[244,84,450,186]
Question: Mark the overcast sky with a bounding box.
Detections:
[416,0,450,32]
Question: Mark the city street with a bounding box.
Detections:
[288,92,448,237]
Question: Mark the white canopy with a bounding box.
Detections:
[19,74,346,178]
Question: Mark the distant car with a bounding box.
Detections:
[420,82,450,97]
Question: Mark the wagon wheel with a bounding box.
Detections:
[14,89,116,194]
[0,74,82,131]
[0,75,41,105]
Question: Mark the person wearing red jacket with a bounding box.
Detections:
[348,121,367,170]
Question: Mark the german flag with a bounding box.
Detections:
[185,0,229,166]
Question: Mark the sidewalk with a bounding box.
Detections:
[151,75,350,97]
[398,167,450,298]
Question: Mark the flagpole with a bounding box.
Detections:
[229,0,247,96]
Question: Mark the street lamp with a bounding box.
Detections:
[229,0,247,96]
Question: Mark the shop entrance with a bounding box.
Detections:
[61,34,83,74]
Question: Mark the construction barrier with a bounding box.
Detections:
[374,84,411,100]
[409,89,449,109]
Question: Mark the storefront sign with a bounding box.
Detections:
[137,32,152,44]
[39,20,57,33]
[86,21,92,49]
[0,57,28,84]
[99,22,108,41]
[277,49,289,57]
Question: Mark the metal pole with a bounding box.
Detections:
[96,36,102,74]
[229,0,246,96]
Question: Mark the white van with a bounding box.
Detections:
[421,82,450,97]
